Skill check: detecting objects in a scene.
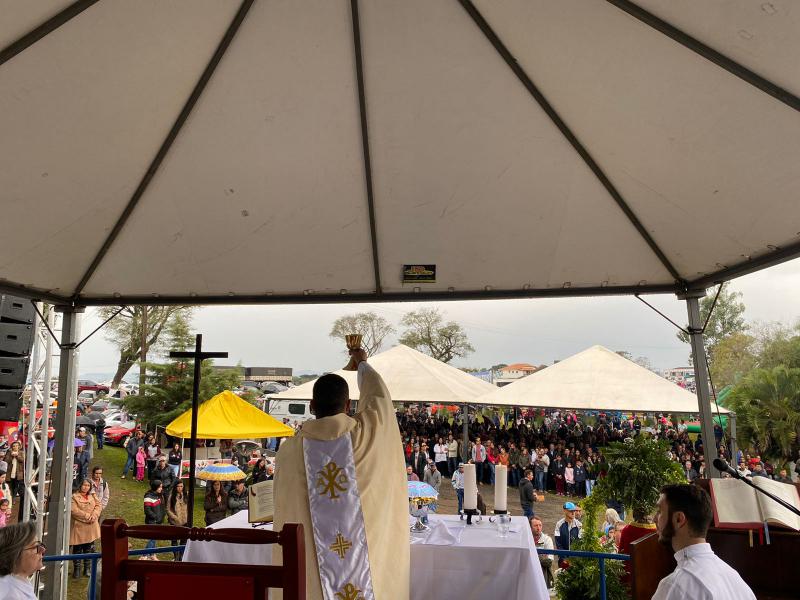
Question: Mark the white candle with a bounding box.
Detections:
[494,465,507,511]
[463,463,478,510]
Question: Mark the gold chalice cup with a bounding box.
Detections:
[343,334,363,371]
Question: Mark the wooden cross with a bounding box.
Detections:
[170,333,228,527]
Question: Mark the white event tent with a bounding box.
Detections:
[271,344,494,403]
[475,345,730,415]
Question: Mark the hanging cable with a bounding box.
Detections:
[29,300,126,349]
[634,294,689,334]
[73,306,127,349]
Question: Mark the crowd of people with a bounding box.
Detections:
[394,405,784,505]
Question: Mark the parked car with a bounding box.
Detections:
[267,399,313,424]
[103,421,138,446]
[78,390,98,404]
[77,380,110,394]
[261,382,288,394]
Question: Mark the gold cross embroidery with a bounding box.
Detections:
[329,533,353,560]
[334,583,364,600]
[316,460,348,500]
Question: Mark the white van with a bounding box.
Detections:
[268,399,313,424]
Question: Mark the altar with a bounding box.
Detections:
[182,511,549,600]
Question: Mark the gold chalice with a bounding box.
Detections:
[343,334,363,371]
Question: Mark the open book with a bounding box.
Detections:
[710,477,800,531]
[248,480,274,523]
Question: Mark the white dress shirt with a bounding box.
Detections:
[0,575,38,600]
[652,543,756,600]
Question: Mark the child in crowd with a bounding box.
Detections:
[564,462,575,497]
[135,446,146,482]
[0,498,10,527]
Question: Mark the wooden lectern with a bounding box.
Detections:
[629,479,800,600]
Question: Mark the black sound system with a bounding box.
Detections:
[0,295,36,421]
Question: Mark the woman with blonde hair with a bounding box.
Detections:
[602,507,623,537]
[70,479,101,578]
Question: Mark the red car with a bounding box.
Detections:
[77,380,110,395]
[103,421,139,446]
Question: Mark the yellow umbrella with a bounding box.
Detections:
[197,463,247,481]
[166,390,295,439]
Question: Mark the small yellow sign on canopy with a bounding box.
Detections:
[165,390,295,439]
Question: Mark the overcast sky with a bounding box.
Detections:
[75,259,800,380]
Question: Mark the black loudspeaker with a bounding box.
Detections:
[0,389,23,422]
[0,295,35,324]
[0,294,35,421]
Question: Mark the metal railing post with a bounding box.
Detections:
[599,557,607,600]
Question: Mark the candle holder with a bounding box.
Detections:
[461,508,482,525]
[488,508,508,522]
[343,334,363,371]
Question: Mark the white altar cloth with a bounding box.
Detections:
[183,511,548,600]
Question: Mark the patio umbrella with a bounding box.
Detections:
[407,481,438,504]
[73,438,85,447]
[75,416,95,428]
[197,463,246,482]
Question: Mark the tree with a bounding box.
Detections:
[124,359,242,428]
[677,283,747,361]
[590,436,685,522]
[616,351,654,372]
[99,306,194,387]
[398,308,474,363]
[708,332,757,389]
[753,321,800,371]
[329,312,395,357]
[727,366,800,460]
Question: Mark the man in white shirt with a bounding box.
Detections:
[529,516,554,589]
[652,484,755,600]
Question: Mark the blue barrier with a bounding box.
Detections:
[536,548,630,600]
[42,545,185,600]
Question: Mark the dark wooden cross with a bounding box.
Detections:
[170,333,228,526]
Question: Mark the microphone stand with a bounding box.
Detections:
[723,468,800,518]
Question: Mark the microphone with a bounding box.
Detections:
[713,458,740,478]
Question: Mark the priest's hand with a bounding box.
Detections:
[349,348,368,365]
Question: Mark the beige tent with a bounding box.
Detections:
[2,2,799,305]
[475,345,729,415]
[270,344,494,403]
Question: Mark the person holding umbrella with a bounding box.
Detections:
[73,439,89,491]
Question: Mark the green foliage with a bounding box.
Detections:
[555,493,628,600]
[329,312,395,356]
[589,436,685,522]
[398,307,474,363]
[676,283,747,361]
[124,359,242,428]
[99,306,194,386]
[727,366,800,460]
[709,331,757,389]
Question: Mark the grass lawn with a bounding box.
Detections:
[65,445,208,599]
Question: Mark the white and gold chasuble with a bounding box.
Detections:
[273,362,410,600]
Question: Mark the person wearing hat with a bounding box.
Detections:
[150,456,176,499]
[451,463,465,514]
[554,501,582,567]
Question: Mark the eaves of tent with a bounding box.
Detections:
[1,1,799,306]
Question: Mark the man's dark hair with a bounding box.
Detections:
[312,374,349,418]
[150,479,162,492]
[661,483,713,538]
[524,469,533,478]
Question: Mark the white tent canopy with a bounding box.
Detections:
[270,344,494,403]
[475,345,730,415]
[2,1,800,305]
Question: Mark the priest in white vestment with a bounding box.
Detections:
[652,484,755,600]
[273,350,410,599]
